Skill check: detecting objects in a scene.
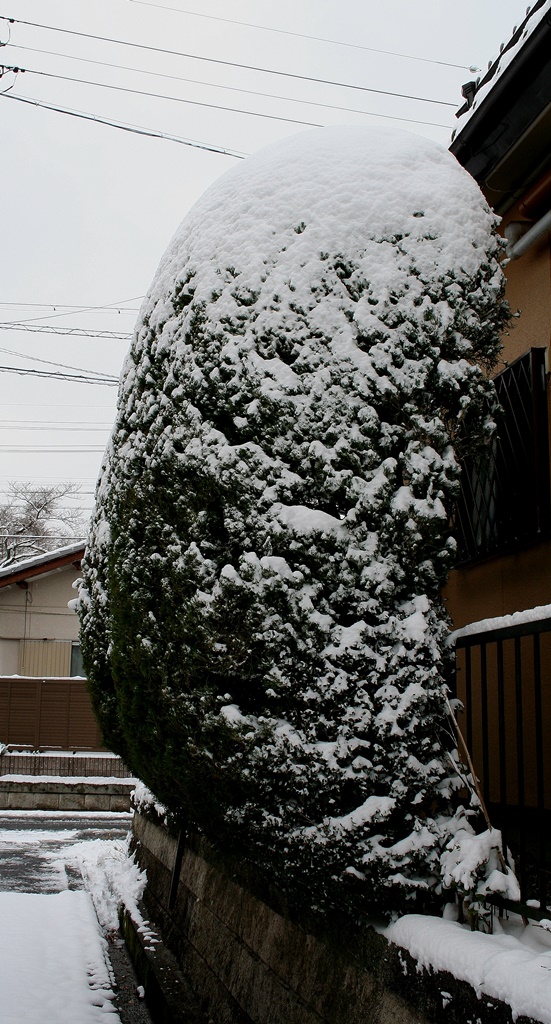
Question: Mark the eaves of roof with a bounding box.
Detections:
[449,2,551,213]
[0,542,85,590]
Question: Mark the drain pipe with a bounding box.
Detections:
[505,208,551,260]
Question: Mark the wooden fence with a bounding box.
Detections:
[0,676,104,751]
[454,616,551,913]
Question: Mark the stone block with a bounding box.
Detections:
[33,782,65,794]
[59,791,86,811]
[109,794,131,812]
[84,793,111,811]
[7,790,39,810]
[34,791,62,811]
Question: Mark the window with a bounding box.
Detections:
[454,348,550,563]
[70,643,85,677]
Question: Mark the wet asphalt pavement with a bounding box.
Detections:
[0,811,132,893]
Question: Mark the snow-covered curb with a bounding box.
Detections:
[386,913,551,1024]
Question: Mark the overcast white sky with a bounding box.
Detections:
[0,0,528,527]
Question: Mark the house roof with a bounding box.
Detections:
[0,542,85,590]
[449,0,551,213]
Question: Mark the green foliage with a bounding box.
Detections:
[79,128,509,916]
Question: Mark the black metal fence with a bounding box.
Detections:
[454,347,551,563]
[453,615,551,914]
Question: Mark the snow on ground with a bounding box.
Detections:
[0,890,120,1024]
[117,788,551,1022]
[0,813,147,1023]
[0,827,79,844]
[386,911,551,1024]
[55,835,147,932]
[2,803,551,1021]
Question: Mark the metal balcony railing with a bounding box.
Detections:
[454,348,551,563]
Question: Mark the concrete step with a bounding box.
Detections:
[0,776,136,812]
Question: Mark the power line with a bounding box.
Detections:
[2,76,452,142]
[0,445,105,452]
[2,502,86,508]
[0,91,247,160]
[2,16,457,107]
[0,345,119,379]
[0,300,140,312]
[2,86,448,169]
[125,0,479,72]
[0,324,130,339]
[7,43,454,128]
[0,413,114,425]
[0,415,112,419]
[0,425,112,431]
[0,294,142,326]
[2,403,115,409]
[0,536,86,543]
[16,64,323,129]
[0,363,118,385]
[0,474,96,482]
[0,479,97,490]
[2,503,85,509]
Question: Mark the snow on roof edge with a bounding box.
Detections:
[452,0,551,134]
[0,541,85,581]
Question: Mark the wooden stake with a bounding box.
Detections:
[445,698,508,875]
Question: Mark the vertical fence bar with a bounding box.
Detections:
[480,642,489,809]
[514,636,526,899]
[465,645,473,756]
[6,679,12,744]
[65,679,71,750]
[496,639,508,853]
[533,633,547,909]
[35,679,41,751]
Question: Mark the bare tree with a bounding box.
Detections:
[0,481,87,565]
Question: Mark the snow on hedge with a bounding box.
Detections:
[79,125,509,915]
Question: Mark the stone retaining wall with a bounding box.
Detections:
[0,777,135,811]
[132,812,532,1024]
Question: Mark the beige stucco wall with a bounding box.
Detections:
[444,538,551,629]
[0,639,19,675]
[498,203,551,363]
[0,567,80,675]
[445,205,551,631]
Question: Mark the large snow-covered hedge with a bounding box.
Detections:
[79,126,509,915]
